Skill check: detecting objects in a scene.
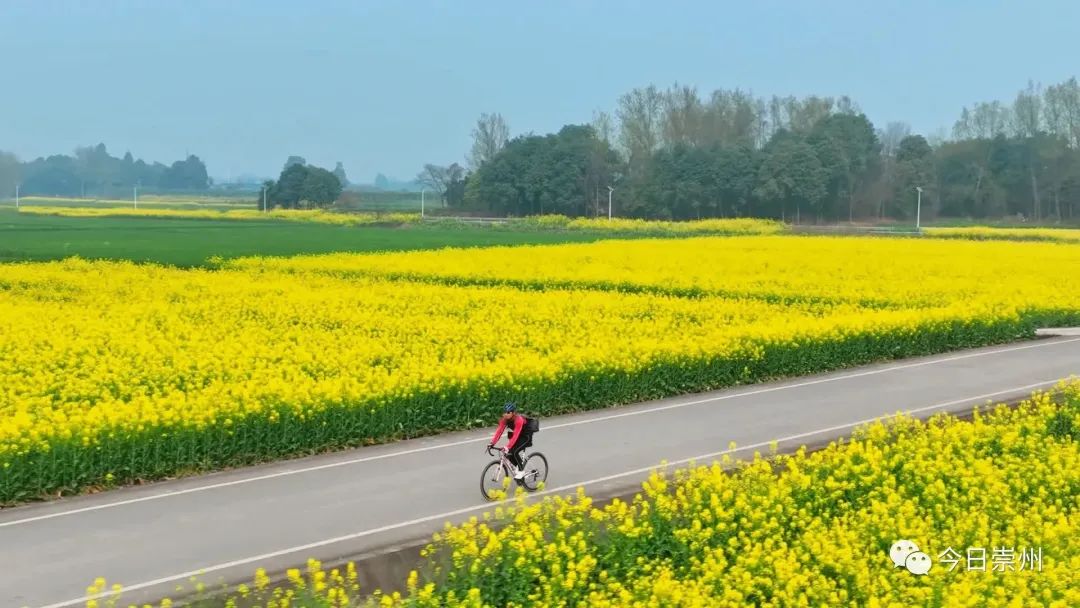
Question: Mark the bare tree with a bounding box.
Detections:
[729,89,763,146]
[616,85,664,174]
[468,113,509,170]
[416,164,451,201]
[698,88,765,147]
[970,101,1012,139]
[754,97,770,148]
[1044,77,1080,148]
[1011,80,1043,138]
[591,110,615,146]
[660,83,704,147]
[767,95,788,139]
[880,121,912,159]
[926,127,949,149]
[955,101,1011,139]
[953,106,974,140]
[1044,83,1067,142]
[787,95,835,133]
[834,95,861,115]
[416,162,466,205]
[876,121,912,218]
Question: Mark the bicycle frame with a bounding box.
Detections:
[487,446,520,478]
[487,445,546,487]
[482,445,547,501]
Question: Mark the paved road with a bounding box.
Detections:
[2,336,1079,607]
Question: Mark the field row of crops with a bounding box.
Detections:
[10,195,255,210]
[227,235,1080,310]
[924,226,1080,243]
[15,205,1080,243]
[2,236,1079,503]
[16,207,786,237]
[15,206,422,227]
[86,382,1080,607]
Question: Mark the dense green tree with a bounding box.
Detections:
[161,155,210,190]
[265,163,342,208]
[809,113,881,220]
[302,166,344,206]
[269,163,309,208]
[711,144,758,217]
[446,173,468,208]
[465,125,620,217]
[890,135,935,219]
[283,156,307,171]
[755,135,828,222]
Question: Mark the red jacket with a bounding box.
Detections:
[492,414,526,450]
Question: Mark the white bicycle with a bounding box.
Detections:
[480,445,549,501]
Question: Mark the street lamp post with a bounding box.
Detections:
[607,186,614,220]
[915,186,923,232]
[421,189,426,219]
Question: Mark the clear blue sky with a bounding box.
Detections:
[1,0,1077,182]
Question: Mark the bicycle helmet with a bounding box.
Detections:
[503,401,517,414]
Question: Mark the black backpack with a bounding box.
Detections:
[525,416,540,433]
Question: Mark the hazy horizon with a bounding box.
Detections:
[2,0,1078,182]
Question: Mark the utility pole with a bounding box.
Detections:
[14,184,19,210]
[915,186,923,231]
[421,189,426,218]
[607,186,614,219]
[134,183,138,209]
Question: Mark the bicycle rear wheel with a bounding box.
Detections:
[481,460,512,501]
[520,452,548,491]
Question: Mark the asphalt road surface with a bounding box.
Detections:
[2,336,1079,607]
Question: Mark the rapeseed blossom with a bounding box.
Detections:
[4,235,1080,502]
[228,234,1080,311]
[925,225,1080,244]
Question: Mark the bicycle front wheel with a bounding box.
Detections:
[481,460,512,501]
[520,452,549,491]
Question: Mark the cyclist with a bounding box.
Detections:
[488,401,536,479]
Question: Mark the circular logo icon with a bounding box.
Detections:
[905,551,932,575]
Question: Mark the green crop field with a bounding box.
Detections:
[0,209,601,267]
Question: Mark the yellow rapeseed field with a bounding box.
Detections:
[925,226,1080,244]
[226,235,1080,310]
[514,215,787,236]
[2,235,1079,502]
[86,382,1080,607]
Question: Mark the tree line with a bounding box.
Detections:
[0,143,210,198]
[421,77,1080,222]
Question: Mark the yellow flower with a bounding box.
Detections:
[254,568,270,591]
